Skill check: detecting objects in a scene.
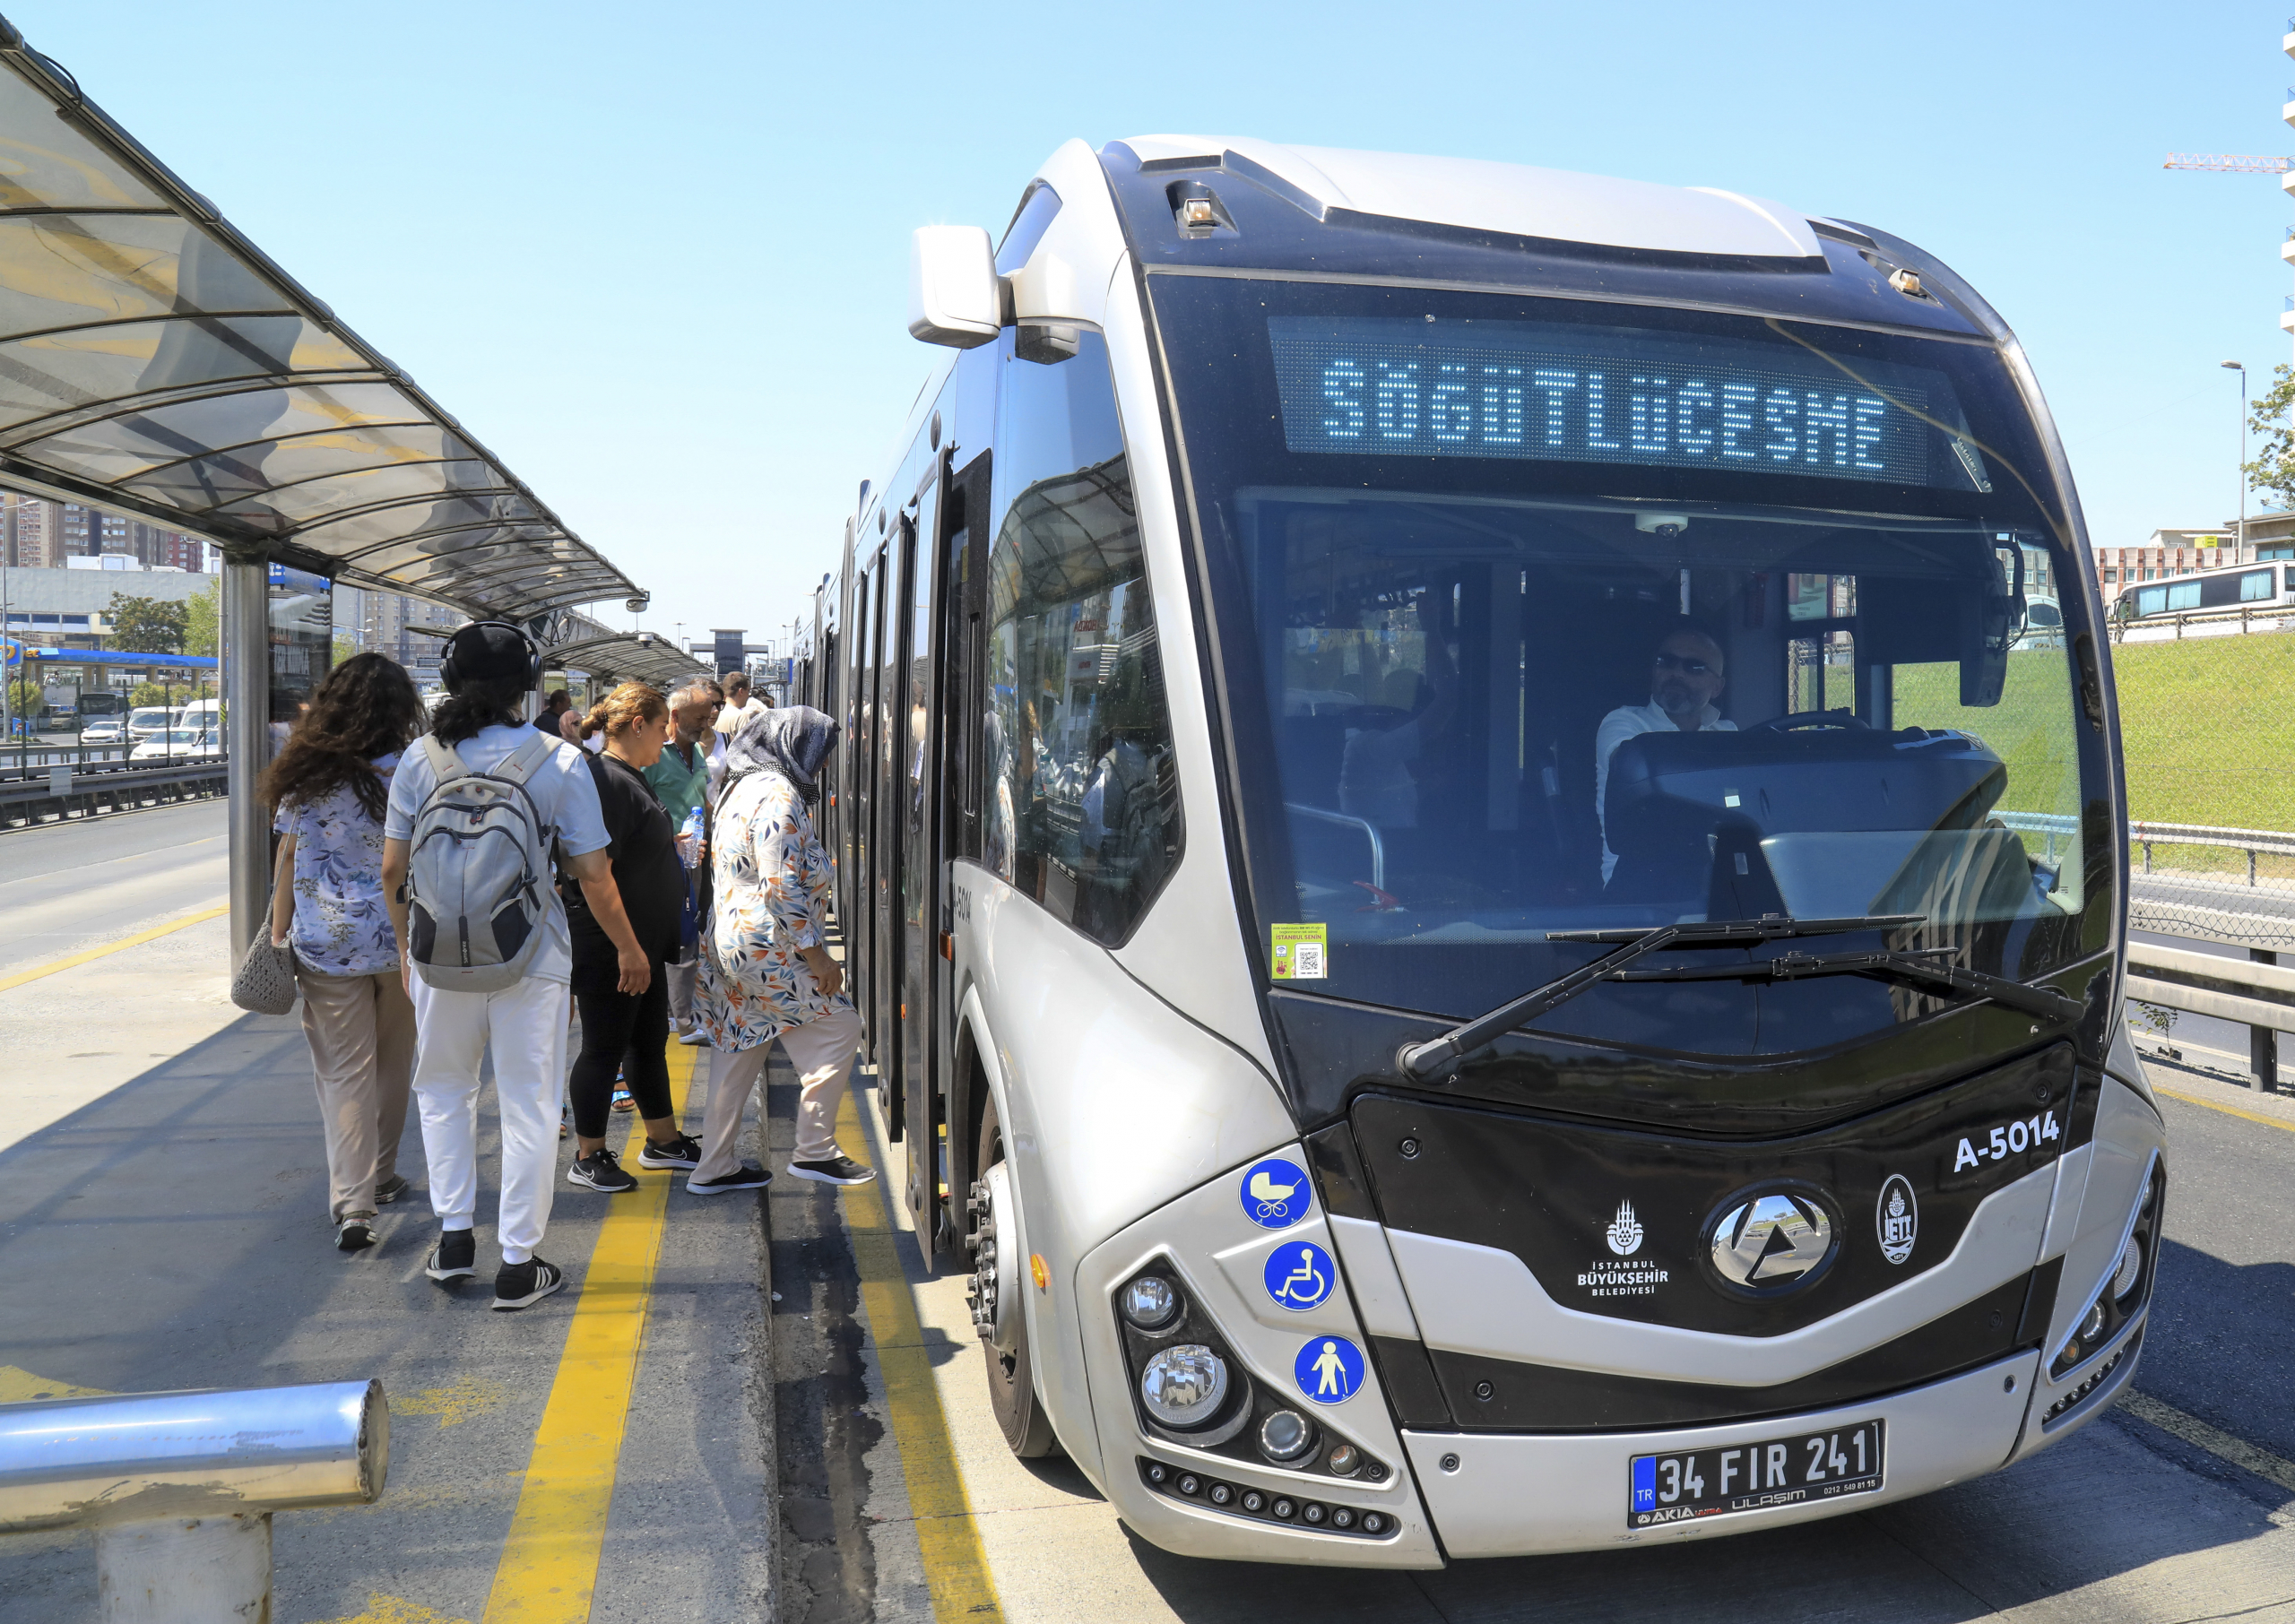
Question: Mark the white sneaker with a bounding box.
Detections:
[678,1026,710,1046]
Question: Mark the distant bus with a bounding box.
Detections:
[2121,561,2292,621]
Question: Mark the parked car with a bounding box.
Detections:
[131,728,220,763]
[79,717,126,746]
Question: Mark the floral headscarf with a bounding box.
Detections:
[725,705,838,804]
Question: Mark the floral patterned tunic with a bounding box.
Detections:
[694,766,849,1050]
[273,754,401,978]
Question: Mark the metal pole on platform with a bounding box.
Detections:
[221,549,269,963]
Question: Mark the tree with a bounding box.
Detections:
[6,675,39,719]
[333,631,359,669]
[108,592,187,654]
[183,580,219,658]
[130,681,174,708]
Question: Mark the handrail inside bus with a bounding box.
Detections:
[1285,801,1384,890]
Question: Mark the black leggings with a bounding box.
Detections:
[569,969,672,1138]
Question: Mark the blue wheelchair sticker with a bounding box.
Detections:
[1295,1335,1366,1405]
[1263,1240,1336,1312]
[1241,1157,1311,1229]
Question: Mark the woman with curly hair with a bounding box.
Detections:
[260,652,428,1252]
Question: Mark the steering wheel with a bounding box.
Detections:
[1747,708,1872,732]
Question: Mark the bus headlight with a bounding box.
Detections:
[2111,1234,2143,1304]
[1122,1275,1182,1331]
[2049,1158,2163,1386]
[1141,1344,1230,1430]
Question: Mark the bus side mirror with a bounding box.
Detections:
[908,226,1003,349]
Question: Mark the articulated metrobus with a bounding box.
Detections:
[2119,558,2295,623]
[787,137,2159,1565]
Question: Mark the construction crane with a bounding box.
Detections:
[2163,153,2295,172]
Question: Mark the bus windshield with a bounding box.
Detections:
[1150,274,2108,1050]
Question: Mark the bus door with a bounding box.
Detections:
[874,518,911,1111]
[898,467,948,1231]
[935,446,992,1257]
[853,551,885,1056]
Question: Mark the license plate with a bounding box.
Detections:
[1629,1420,1884,1527]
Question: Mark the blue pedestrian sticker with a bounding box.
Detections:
[1240,1157,1311,1229]
[1262,1240,1336,1312]
[1295,1335,1366,1405]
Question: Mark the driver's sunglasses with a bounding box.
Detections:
[1652,652,1715,676]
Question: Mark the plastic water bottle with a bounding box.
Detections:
[679,806,705,868]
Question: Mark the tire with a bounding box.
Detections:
[974,1095,1059,1458]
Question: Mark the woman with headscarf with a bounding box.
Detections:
[688,706,873,1191]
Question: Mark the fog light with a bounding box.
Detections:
[2112,1235,2143,1303]
[2079,1300,2107,1343]
[1141,1344,1229,1429]
[1258,1408,1316,1462]
[1122,1275,1181,1330]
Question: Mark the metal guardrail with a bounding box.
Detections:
[0,757,226,827]
[0,1379,387,1621]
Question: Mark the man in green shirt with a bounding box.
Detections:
[646,684,719,1041]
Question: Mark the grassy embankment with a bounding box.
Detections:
[1892,632,2295,877]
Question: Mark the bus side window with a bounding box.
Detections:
[983,329,1182,946]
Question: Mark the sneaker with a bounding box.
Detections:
[374,1174,410,1205]
[492,1257,566,1311]
[788,1155,878,1188]
[686,1162,772,1196]
[426,1228,478,1283]
[335,1211,377,1252]
[636,1132,703,1170]
[678,1026,711,1047]
[567,1146,637,1192]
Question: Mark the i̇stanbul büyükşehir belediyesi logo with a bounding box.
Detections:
[1606,1200,1644,1257]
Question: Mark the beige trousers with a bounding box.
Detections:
[297,967,416,1220]
[697,1004,863,1179]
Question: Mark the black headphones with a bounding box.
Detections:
[438,620,543,692]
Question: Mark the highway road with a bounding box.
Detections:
[0,798,225,979]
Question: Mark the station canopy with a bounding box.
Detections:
[543,632,709,691]
[0,25,645,625]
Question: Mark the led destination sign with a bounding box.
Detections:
[1269,316,1981,490]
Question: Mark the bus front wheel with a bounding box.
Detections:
[970,1097,1058,1458]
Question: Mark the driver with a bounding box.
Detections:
[1595,619,1736,882]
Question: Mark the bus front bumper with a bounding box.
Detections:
[1405,1348,2041,1558]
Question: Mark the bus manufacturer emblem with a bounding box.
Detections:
[1706,1188,1838,1293]
[1876,1176,1918,1266]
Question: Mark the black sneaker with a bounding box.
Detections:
[493,1257,566,1311]
[567,1146,637,1192]
[374,1174,410,1205]
[335,1212,377,1252]
[686,1162,772,1196]
[636,1133,703,1170]
[788,1155,877,1188]
[426,1228,478,1283]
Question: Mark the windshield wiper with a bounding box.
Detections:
[1394,915,1926,1081]
[1611,946,2085,1024]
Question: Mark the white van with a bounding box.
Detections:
[126,706,179,744]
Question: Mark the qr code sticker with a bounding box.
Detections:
[1291,941,1326,979]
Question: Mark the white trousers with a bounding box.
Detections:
[697,1004,863,1179]
[410,973,570,1265]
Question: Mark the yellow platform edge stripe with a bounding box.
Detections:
[481,1039,699,1624]
[2152,1083,2295,1135]
[0,903,228,994]
[838,1085,1005,1623]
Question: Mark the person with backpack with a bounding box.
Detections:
[562,681,706,1193]
[260,653,428,1254]
[690,707,870,1193]
[379,621,645,1310]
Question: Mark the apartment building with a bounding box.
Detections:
[1,492,209,572]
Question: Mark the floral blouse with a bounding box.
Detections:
[695,766,850,1050]
[273,755,401,978]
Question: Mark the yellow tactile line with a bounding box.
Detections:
[836,1085,1005,1623]
[481,1038,700,1624]
[0,903,227,993]
[2152,1083,2295,1135]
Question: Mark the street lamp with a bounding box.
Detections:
[2222,359,2248,557]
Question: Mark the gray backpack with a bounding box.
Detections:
[403,731,558,992]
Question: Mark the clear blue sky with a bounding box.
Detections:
[16,0,2293,648]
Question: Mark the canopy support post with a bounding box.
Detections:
[222,548,271,965]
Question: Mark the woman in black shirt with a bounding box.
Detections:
[565,682,701,1190]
